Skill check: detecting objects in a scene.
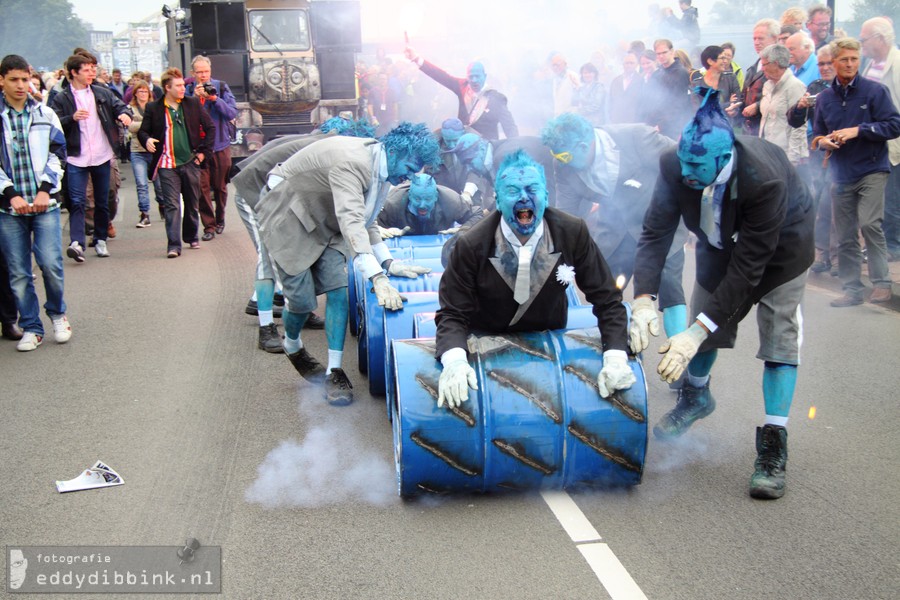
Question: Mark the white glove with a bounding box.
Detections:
[438,348,478,408]
[371,274,405,311]
[388,261,432,279]
[597,350,637,398]
[657,323,708,383]
[438,226,460,235]
[629,296,660,354]
[378,225,410,239]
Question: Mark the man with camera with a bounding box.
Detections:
[186,56,238,241]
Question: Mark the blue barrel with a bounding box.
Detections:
[378,293,441,398]
[413,312,437,338]
[349,250,445,337]
[358,271,443,375]
[390,328,647,496]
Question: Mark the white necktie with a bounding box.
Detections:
[514,245,532,304]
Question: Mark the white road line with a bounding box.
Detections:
[540,490,601,542]
[540,490,647,600]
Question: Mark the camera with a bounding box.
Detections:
[807,94,818,108]
[201,82,217,96]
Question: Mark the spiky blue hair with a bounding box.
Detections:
[319,117,376,138]
[541,112,593,150]
[495,149,547,190]
[409,173,437,195]
[379,121,442,169]
[679,89,734,160]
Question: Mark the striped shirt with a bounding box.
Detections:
[158,99,192,169]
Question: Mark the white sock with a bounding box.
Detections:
[686,372,709,388]
[764,414,789,427]
[284,336,302,354]
[258,310,274,326]
[327,349,343,374]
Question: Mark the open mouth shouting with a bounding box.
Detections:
[516,207,535,227]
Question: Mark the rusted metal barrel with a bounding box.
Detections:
[411,305,600,339]
[389,329,648,496]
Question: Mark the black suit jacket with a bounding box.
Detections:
[435,208,628,358]
[634,136,814,329]
[608,74,645,124]
[379,183,483,235]
[137,95,215,178]
[420,60,519,140]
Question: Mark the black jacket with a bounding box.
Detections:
[435,208,629,358]
[50,83,133,158]
[634,136,815,329]
[137,96,215,178]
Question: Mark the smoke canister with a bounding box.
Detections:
[390,328,648,496]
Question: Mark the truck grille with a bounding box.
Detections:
[262,112,313,126]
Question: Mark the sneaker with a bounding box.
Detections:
[258,322,284,353]
[108,223,117,238]
[95,240,110,257]
[189,241,200,250]
[749,424,788,499]
[136,213,151,228]
[167,250,180,259]
[286,347,325,380]
[51,315,72,343]
[244,299,282,318]
[67,241,85,263]
[325,368,353,406]
[16,332,43,352]
[201,231,215,241]
[305,312,325,330]
[215,224,225,235]
[653,381,716,439]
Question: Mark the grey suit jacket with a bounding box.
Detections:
[253,136,386,276]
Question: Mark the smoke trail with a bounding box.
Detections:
[245,386,396,508]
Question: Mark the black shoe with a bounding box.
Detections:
[325,368,353,406]
[215,224,225,235]
[2,322,24,340]
[653,381,716,439]
[305,312,325,330]
[201,231,215,241]
[286,347,325,380]
[749,424,788,499]
[245,299,283,318]
[810,260,830,273]
[273,292,285,307]
[258,322,284,353]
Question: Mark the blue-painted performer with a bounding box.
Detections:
[541,112,690,351]
[434,150,636,408]
[631,90,815,499]
[377,173,483,237]
[251,122,440,406]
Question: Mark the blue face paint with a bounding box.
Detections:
[441,118,464,149]
[387,151,423,185]
[406,174,438,219]
[677,89,735,189]
[496,165,548,237]
[467,62,486,92]
[452,133,490,177]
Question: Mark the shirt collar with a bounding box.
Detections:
[500,218,544,250]
[713,146,736,187]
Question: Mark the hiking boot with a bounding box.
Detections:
[16,332,43,352]
[830,294,863,307]
[95,240,110,257]
[286,347,325,380]
[245,299,282,318]
[67,241,85,263]
[653,380,716,439]
[325,368,353,406]
[749,424,788,499]
[258,322,284,353]
[869,287,892,304]
[305,312,325,330]
[51,315,72,343]
[136,212,151,228]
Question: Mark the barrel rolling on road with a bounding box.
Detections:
[390,328,648,497]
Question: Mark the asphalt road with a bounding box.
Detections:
[1,171,898,600]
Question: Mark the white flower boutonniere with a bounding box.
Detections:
[556,264,575,287]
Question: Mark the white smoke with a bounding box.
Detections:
[245,386,396,508]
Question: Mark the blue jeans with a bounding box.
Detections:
[130,152,163,214]
[0,210,66,336]
[66,161,111,246]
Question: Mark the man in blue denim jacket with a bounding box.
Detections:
[186,56,238,240]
